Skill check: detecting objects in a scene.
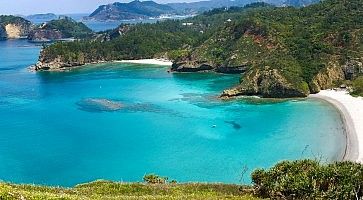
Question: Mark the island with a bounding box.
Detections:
[0,15,93,42]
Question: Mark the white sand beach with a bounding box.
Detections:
[116,59,173,66]
[310,90,363,162]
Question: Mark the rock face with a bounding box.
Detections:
[171,61,248,74]
[309,64,345,93]
[221,67,310,98]
[34,55,86,71]
[342,59,363,80]
[5,24,27,38]
[28,29,63,42]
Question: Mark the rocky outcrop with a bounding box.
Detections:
[221,67,310,98]
[28,29,63,42]
[171,61,214,72]
[171,61,248,73]
[342,59,363,80]
[3,23,31,39]
[33,56,85,71]
[309,64,345,93]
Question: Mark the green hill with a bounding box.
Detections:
[42,17,93,38]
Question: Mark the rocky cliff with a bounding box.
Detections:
[309,64,345,93]
[221,66,310,98]
[0,16,32,39]
[27,29,63,42]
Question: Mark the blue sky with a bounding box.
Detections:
[0,0,192,15]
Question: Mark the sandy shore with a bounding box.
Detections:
[116,59,173,66]
[310,90,363,162]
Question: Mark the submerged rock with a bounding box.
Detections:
[224,121,242,130]
[76,98,123,112]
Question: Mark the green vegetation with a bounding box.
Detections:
[43,17,93,38]
[0,181,258,200]
[0,15,31,25]
[351,76,363,96]
[252,160,363,199]
[3,160,363,199]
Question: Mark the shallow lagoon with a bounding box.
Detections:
[0,40,345,186]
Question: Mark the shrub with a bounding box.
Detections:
[251,160,363,199]
[143,174,169,184]
[352,76,363,96]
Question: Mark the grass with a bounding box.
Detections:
[0,180,262,200]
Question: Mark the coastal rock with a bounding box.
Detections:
[171,61,214,72]
[34,56,85,71]
[28,29,63,42]
[171,61,248,74]
[221,67,310,98]
[310,64,345,93]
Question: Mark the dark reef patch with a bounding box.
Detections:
[224,121,242,130]
[76,98,123,112]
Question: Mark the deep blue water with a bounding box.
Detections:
[0,39,345,187]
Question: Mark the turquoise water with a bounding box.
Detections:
[0,39,345,187]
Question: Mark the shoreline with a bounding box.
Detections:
[309,90,362,162]
[30,58,173,72]
[115,59,173,66]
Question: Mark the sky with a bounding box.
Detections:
[0,0,193,15]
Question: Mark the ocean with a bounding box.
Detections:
[0,39,345,186]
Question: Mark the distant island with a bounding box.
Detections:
[34,0,363,98]
[0,15,93,42]
[25,13,58,23]
[86,0,176,21]
[85,0,319,21]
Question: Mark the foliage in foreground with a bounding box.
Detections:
[2,160,363,199]
[252,160,363,200]
[0,181,258,200]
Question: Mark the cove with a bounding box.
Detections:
[0,40,345,186]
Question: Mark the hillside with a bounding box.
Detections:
[35,0,363,98]
[87,0,176,21]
